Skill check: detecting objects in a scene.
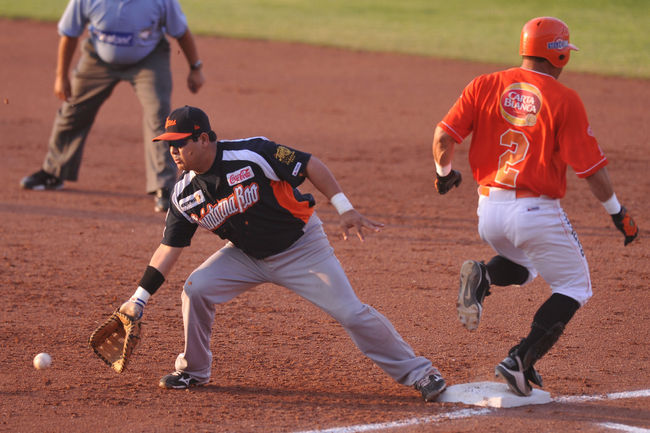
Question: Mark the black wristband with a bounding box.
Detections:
[138,265,165,295]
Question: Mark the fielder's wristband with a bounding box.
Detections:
[601,193,622,215]
[330,192,354,215]
[138,265,165,295]
[130,287,150,308]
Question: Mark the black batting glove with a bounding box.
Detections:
[434,170,462,195]
[611,206,639,246]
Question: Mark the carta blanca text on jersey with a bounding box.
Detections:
[503,91,539,113]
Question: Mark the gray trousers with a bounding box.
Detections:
[176,213,433,386]
[43,38,177,193]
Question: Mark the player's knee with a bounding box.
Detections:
[183,272,209,298]
[333,303,369,328]
[486,255,530,286]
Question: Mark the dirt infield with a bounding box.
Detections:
[1,19,648,433]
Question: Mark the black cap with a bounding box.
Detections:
[152,106,214,142]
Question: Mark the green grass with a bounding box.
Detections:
[1,0,648,78]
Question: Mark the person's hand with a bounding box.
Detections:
[119,300,144,320]
[611,206,639,246]
[54,75,71,101]
[187,69,205,94]
[434,170,462,194]
[339,209,384,241]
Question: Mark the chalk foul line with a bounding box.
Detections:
[293,388,650,433]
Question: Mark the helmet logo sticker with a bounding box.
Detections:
[547,38,571,50]
[500,82,543,127]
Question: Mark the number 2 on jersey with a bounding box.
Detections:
[495,129,530,188]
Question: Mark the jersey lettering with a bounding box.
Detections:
[89,27,134,46]
[226,166,254,186]
[495,130,530,188]
[499,82,542,127]
[191,183,260,230]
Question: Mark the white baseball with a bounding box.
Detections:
[33,353,52,370]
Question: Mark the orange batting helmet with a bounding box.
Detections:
[519,17,578,68]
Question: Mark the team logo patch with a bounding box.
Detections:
[275,146,296,165]
[547,38,570,50]
[179,190,206,211]
[192,183,260,231]
[227,166,254,186]
[500,83,543,127]
[90,27,134,46]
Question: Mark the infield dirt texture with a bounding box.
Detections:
[1,19,648,433]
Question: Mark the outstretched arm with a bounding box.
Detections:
[306,156,384,241]
[119,244,185,318]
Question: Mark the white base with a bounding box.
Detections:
[437,381,552,408]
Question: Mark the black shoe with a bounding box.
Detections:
[154,188,170,213]
[414,370,447,402]
[457,260,491,331]
[495,353,543,397]
[159,371,208,389]
[20,169,63,190]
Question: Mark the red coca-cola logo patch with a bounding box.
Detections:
[227,166,254,186]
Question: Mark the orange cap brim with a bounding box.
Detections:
[152,132,192,142]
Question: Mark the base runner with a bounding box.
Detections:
[431,16,638,396]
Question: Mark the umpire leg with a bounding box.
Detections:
[43,39,120,181]
[130,38,177,194]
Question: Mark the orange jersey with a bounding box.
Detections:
[439,67,607,198]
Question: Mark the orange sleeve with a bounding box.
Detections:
[557,89,608,178]
[439,78,478,143]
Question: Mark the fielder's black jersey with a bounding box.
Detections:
[162,137,315,259]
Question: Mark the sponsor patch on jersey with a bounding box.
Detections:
[291,162,302,177]
[275,146,296,165]
[227,166,254,186]
[500,83,543,127]
[192,183,260,230]
[179,190,206,211]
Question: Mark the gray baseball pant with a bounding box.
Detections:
[176,213,433,386]
[42,38,177,193]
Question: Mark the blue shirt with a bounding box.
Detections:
[58,0,188,65]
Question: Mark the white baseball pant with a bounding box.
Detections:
[476,188,592,306]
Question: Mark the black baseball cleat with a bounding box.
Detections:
[457,260,490,331]
[414,370,447,402]
[159,371,208,389]
[20,169,63,190]
[153,188,170,213]
[495,354,541,397]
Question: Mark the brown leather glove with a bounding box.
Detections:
[89,309,142,373]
